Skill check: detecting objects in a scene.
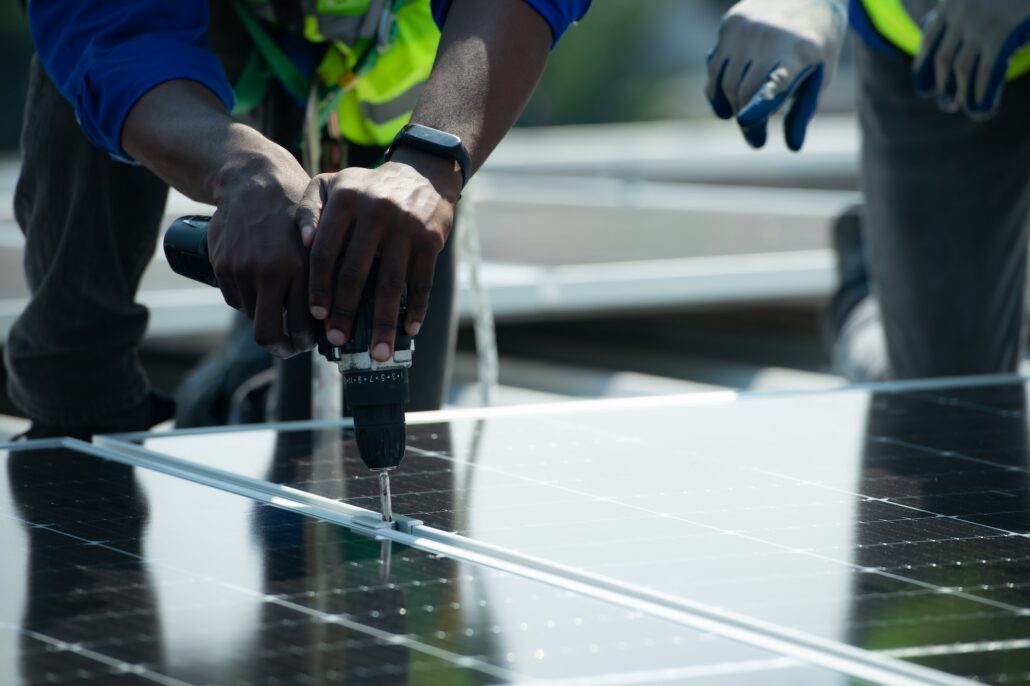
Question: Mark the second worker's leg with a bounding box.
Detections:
[857,43,1030,379]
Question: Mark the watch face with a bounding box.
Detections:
[410,124,460,150]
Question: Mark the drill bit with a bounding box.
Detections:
[378,470,394,523]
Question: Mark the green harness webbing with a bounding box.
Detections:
[230,0,311,114]
[229,0,399,121]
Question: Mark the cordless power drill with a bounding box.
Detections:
[163,215,412,523]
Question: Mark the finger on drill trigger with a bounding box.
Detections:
[214,271,243,311]
[371,239,411,362]
[286,276,316,353]
[326,228,376,347]
[296,176,326,248]
[913,11,946,96]
[253,284,293,358]
[405,249,435,337]
[236,276,258,321]
[209,232,242,311]
[308,182,355,322]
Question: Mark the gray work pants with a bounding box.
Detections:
[838,42,1030,381]
[5,56,456,427]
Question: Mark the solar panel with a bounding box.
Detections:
[113,375,1030,683]
[1,443,844,685]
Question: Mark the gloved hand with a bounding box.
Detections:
[913,0,1030,118]
[705,0,848,151]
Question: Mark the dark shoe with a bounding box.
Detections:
[822,205,871,347]
[13,391,176,441]
[821,205,889,381]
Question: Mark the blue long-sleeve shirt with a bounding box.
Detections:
[29,0,592,160]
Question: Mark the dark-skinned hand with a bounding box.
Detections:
[122,81,319,359]
[208,144,318,358]
[296,151,461,362]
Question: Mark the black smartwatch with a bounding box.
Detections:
[385,123,472,189]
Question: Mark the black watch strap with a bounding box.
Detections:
[385,123,472,188]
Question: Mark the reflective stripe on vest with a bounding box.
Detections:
[244,0,384,44]
[860,0,1030,79]
[236,0,438,147]
[333,0,439,146]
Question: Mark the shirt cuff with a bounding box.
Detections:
[76,36,236,161]
[430,0,591,48]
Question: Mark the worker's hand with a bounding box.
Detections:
[296,149,461,362]
[120,82,319,359]
[705,0,847,151]
[207,146,318,358]
[913,0,1030,118]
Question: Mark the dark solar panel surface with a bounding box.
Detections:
[131,377,1030,683]
[0,445,841,685]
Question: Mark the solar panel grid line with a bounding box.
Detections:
[13,627,192,686]
[873,436,1030,476]
[748,467,1030,544]
[226,585,519,682]
[863,570,1028,614]
[87,437,975,686]
[905,392,1025,419]
[404,445,1030,616]
[515,656,801,685]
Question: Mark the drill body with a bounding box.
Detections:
[318,267,413,472]
[164,215,412,477]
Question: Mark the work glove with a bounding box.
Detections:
[913,0,1030,118]
[705,0,848,151]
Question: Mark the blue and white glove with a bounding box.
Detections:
[705,0,848,151]
[913,0,1030,118]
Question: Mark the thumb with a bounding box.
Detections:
[295,176,327,248]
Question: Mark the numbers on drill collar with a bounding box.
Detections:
[345,371,406,385]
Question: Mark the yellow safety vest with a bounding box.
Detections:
[860,0,1030,80]
[236,0,439,147]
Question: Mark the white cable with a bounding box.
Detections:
[458,188,498,407]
